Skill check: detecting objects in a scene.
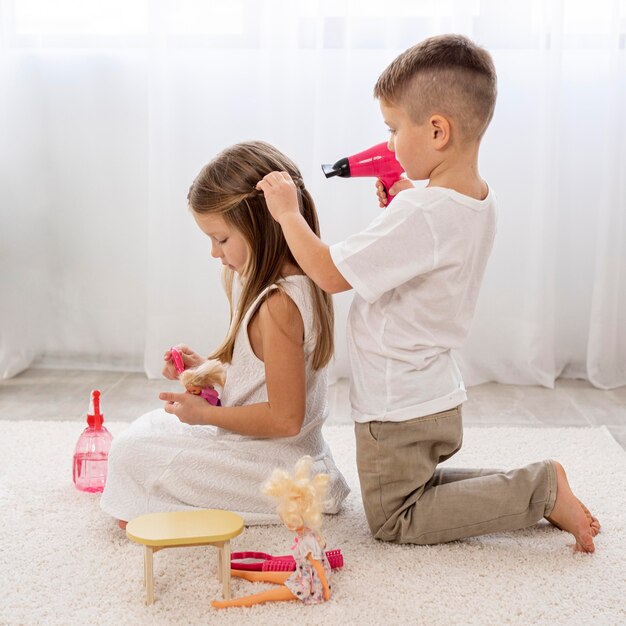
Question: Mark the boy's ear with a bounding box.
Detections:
[429,115,450,149]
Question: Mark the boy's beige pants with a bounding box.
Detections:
[355,406,557,544]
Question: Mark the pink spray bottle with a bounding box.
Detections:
[321,142,405,203]
[72,389,113,493]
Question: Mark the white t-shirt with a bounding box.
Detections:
[329,185,497,423]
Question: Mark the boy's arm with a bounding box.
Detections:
[278,213,351,294]
[257,171,352,294]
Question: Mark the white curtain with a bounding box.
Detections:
[1,0,624,389]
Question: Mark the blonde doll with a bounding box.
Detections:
[178,357,225,406]
[212,456,332,608]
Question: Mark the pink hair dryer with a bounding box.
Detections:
[322,142,405,203]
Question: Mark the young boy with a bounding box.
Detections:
[257,34,599,552]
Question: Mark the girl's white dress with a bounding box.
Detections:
[100,275,350,524]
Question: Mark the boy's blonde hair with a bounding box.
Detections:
[188,141,334,371]
[373,34,497,142]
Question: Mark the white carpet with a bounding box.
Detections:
[1,421,625,626]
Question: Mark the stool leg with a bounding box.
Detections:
[144,546,155,606]
[216,541,223,582]
[221,541,231,599]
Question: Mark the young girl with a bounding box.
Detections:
[100,141,350,525]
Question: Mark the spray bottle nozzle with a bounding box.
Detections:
[87,389,104,429]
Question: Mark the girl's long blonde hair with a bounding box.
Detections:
[188,141,334,370]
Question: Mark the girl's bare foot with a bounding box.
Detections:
[546,462,595,553]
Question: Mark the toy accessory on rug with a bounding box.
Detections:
[212,455,333,609]
[170,346,224,406]
[72,389,113,493]
[230,548,343,571]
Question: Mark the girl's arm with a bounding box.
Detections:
[159,290,306,437]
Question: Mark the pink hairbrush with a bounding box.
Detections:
[230,549,343,571]
[170,347,185,374]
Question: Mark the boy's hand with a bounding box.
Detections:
[159,391,212,425]
[256,171,300,224]
[162,344,207,379]
[375,178,414,208]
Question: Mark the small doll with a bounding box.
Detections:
[212,456,332,609]
[179,359,225,406]
[171,347,225,406]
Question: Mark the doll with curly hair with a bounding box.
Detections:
[212,455,332,608]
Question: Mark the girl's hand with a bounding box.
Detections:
[159,391,213,425]
[375,178,414,208]
[256,171,300,224]
[162,344,207,380]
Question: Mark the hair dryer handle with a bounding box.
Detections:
[379,174,403,204]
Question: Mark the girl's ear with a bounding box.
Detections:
[429,115,451,149]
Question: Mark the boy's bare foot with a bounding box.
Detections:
[545,462,595,553]
[577,500,601,536]
[547,498,601,537]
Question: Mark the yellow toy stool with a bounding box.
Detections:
[126,509,244,605]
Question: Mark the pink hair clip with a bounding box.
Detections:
[230,549,343,572]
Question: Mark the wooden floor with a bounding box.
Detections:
[1,368,625,450]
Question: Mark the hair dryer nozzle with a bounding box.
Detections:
[321,157,350,179]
